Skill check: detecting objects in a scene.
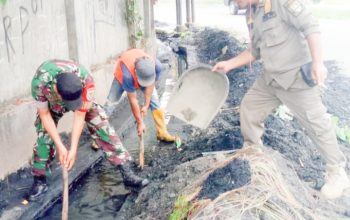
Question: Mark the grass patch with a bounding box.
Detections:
[0,0,7,6]
[169,195,190,220]
[198,0,223,5]
[331,115,350,143]
[310,1,350,19]
[318,0,350,4]
[311,7,350,20]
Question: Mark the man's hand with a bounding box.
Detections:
[57,147,68,167]
[137,121,146,136]
[66,149,77,170]
[212,50,255,74]
[312,62,327,86]
[212,61,231,74]
[68,110,86,170]
[307,33,327,86]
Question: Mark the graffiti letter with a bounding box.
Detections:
[2,16,15,62]
[20,7,29,54]
[31,0,38,14]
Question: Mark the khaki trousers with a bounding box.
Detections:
[240,72,346,167]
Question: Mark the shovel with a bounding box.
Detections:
[167,64,229,129]
[62,166,69,220]
[139,133,145,169]
[139,113,145,169]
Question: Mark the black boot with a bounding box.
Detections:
[118,163,149,188]
[27,176,48,201]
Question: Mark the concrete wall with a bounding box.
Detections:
[71,0,129,68]
[0,0,155,180]
[0,0,69,104]
[0,0,68,179]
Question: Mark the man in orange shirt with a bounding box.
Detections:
[107,49,179,143]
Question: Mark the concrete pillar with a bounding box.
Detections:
[143,0,152,38]
[143,0,157,54]
[191,0,195,23]
[186,0,192,28]
[150,1,157,55]
[64,0,79,61]
[151,1,155,31]
[175,0,185,32]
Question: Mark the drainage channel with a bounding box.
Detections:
[38,63,178,220]
[38,115,157,219]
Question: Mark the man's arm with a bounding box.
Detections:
[66,73,94,170]
[37,107,67,165]
[141,85,154,116]
[306,33,327,85]
[127,92,145,136]
[278,0,325,85]
[212,49,256,74]
[66,109,88,170]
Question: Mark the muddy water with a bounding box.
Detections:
[39,162,125,219]
[39,113,158,219]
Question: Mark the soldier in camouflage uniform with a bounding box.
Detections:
[27,59,149,201]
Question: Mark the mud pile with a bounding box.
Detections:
[116,27,350,219]
[197,159,251,200]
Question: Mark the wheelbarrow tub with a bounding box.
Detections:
[167,65,229,129]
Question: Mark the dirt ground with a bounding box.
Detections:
[114,26,350,219]
[2,21,350,220]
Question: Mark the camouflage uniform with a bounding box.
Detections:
[31,60,131,176]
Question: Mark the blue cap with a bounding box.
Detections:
[135,58,156,87]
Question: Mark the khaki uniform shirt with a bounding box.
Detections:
[247,0,320,89]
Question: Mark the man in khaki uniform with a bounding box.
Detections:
[213,0,349,199]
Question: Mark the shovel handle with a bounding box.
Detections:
[139,112,145,169]
[139,133,145,169]
[62,166,69,220]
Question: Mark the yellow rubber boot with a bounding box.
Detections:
[152,109,176,142]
